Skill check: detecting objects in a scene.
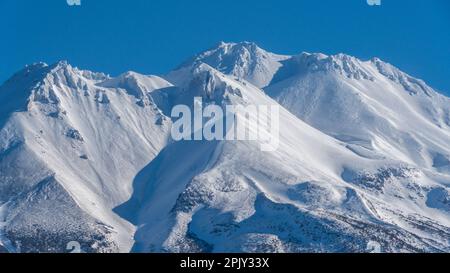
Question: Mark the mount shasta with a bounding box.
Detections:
[0,42,449,253]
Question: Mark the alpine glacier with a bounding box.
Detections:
[0,42,449,253]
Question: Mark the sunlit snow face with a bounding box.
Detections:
[170,97,280,152]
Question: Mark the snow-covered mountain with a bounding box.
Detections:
[1,42,449,253]
[0,62,172,252]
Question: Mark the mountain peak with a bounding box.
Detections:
[213,40,261,51]
[182,41,289,88]
[53,60,70,68]
[42,60,74,75]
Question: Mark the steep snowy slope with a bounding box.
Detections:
[117,62,450,252]
[0,62,172,252]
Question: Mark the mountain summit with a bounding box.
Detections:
[181,41,290,88]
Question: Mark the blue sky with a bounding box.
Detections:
[1,0,449,95]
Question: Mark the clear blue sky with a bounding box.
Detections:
[1,0,449,95]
